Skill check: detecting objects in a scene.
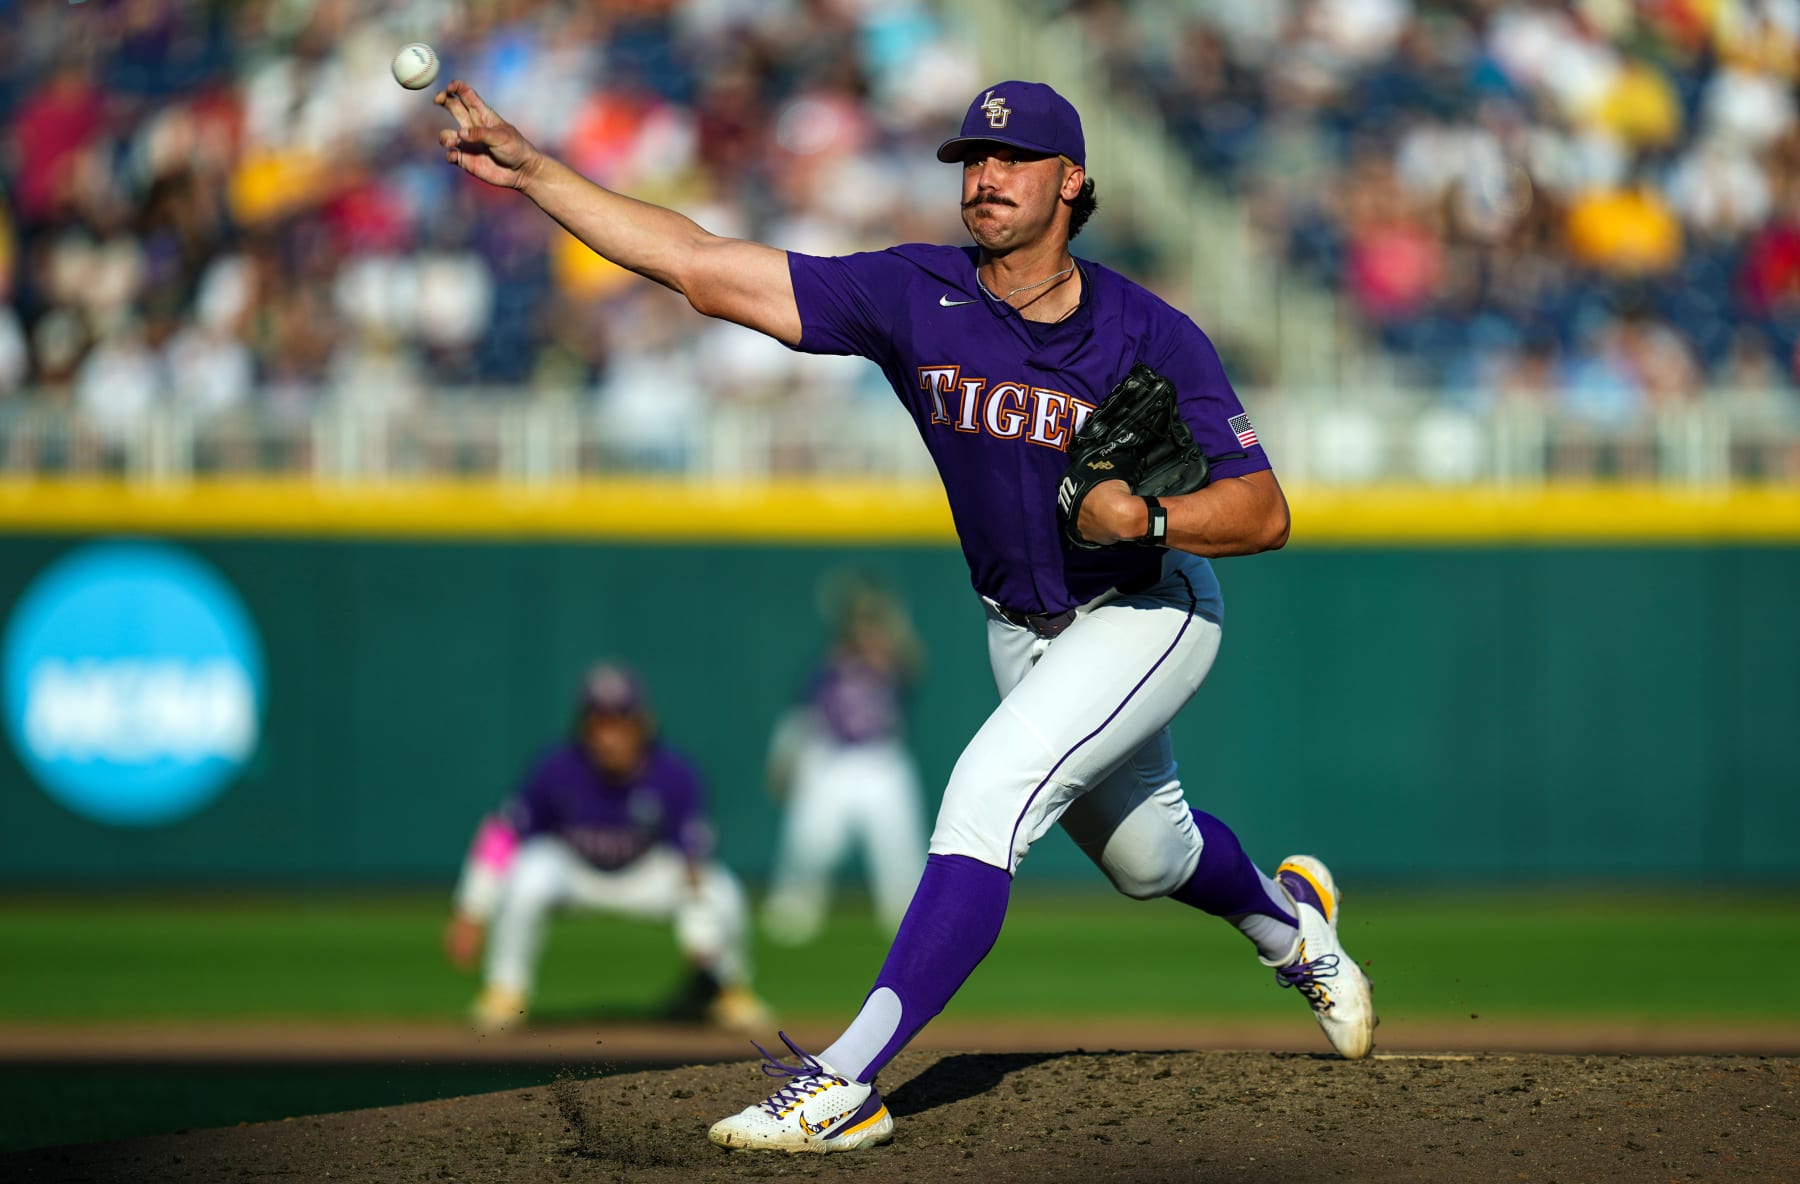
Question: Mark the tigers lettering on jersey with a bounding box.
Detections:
[917,366,1096,450]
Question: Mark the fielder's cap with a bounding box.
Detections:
[580,662,645,716]
[936,81,1085,168]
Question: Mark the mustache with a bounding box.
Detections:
[962,195,1015,210]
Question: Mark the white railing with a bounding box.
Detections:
[2,389,1797,486]
[0,391,938,484]
[1253,389,1800,487]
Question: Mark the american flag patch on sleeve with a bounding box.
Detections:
[1228,412,1258,449]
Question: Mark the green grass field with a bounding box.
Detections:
[1,887,1790,1154]
[2,887,1787,1025]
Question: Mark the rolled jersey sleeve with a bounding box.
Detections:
[786,251,905,360]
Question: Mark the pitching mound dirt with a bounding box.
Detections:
[6,1048,1797,1183]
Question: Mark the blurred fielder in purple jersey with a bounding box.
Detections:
[762,569,927,945]
[434,75,1375,1152]
[445,662,770,1035]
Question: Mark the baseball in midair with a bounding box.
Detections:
[391,43,439,91]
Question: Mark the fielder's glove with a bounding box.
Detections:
[1056,361,1213,549]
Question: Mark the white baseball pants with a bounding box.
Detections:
[929,550,1225,896]
[763,736,927,941]
[484,836,753,997]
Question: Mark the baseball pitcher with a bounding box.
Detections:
[444,662,770,1035]
[433,77,1375,1151]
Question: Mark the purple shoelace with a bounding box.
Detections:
[751,1031,848,1117]
[1276,951,1341,1008]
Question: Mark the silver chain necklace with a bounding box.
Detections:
[977,262,1076,304]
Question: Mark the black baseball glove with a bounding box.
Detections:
[1056,361,1213,549]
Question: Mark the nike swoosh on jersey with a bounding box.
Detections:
[938,295,978,307]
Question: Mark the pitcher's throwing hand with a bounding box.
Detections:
[435,81,540,191]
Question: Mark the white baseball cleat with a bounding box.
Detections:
[1266,854,1377,1059]
[708,1032,894,1153]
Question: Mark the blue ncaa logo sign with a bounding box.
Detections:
[2,541,265,826]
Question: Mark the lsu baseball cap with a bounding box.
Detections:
[580,662,645,716]
[936,81,1085,168]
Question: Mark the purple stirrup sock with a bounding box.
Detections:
[1169,809,1296,923]
[831,853,1011,1081]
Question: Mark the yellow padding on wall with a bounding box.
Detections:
[0,478,956,543]
[1290,485,1800,544]
[2,479,1799,544]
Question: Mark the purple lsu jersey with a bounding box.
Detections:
[788,244,1271,615]
[503,740,714,872]
[809,652,904,746]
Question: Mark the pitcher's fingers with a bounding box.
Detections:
[452,80,499,124]
[438,84,475,131]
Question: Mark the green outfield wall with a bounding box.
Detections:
[1,481,1797,886]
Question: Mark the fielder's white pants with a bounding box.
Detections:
[485,837,752,997]
[930,550,1224,897]
[763,736,927,940]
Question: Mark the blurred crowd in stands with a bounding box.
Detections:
[1084,0,1800,421]
[4,0,1800,477]
[0,0,989,465]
